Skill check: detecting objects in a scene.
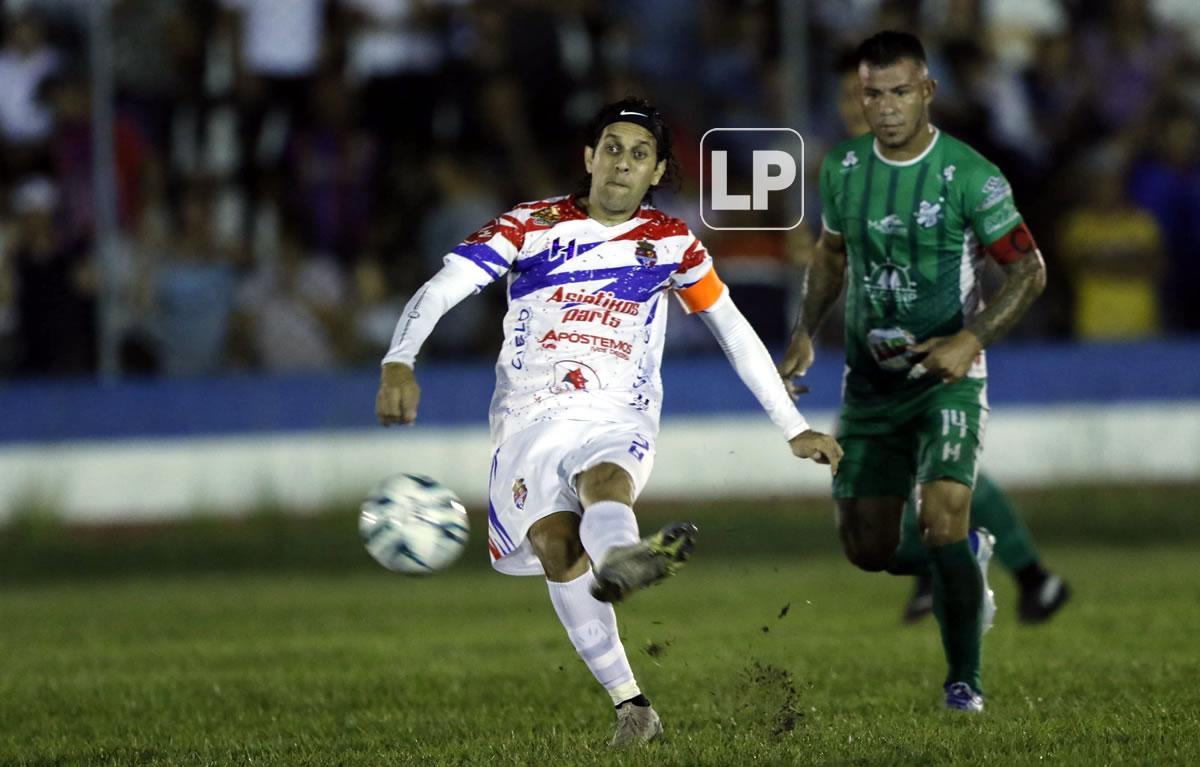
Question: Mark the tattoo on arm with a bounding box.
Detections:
[795,235,847,336]
[966,249,1047,347]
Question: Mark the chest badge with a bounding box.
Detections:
[635,239,658,267]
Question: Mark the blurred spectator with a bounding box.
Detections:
[707,218,794,348]
[1059,156,1165,340]
[285,73,378,263]
[1127,108,1200,332]
[1021,31,1090,156]
[111,0,181,152]
[233,222,346,372]
[43,70,148,240]
[148,178,239,377]
[1078,0,1182,135]
[936,38,1042,169]
[416,152,499,356]
[220,0,327,206]
[699,3,773,131]
[347,257,408,364]
[338,0,445,147]
[0,11,60,179]
[6,176,95,376]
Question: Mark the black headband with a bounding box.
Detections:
[598,108,658,138]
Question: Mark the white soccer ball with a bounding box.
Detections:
[358,474,469,574]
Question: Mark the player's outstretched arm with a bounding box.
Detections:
[377,362,420,426]
[696,290,842,474]
[376,259,485,425]
[779,229,847,398]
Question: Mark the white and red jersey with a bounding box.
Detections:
[447,195,726,447]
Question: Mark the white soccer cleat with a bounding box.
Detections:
[610,703,663,747]
[969,528,997,633]
[944,681,985,713]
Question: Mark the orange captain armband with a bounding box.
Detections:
[986,221,1038,265]
[676,267,727,313]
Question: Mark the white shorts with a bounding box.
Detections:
[486,419,656,576]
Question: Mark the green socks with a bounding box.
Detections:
[930,539,984,691]
[970,473,1040,573]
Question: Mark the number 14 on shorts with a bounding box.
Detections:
[941,409,967,461]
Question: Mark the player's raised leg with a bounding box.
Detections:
[834,496,906,572]
[578,462,697,605]
[530,512,662,747]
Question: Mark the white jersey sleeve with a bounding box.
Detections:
[381,258,482,366]
[382,207,532,366]
[699,292,811,441]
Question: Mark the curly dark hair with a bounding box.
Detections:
[574,97,682,205]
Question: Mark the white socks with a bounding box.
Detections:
[546,570,641,706]
[579,500,639,568]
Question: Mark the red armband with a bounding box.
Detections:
[985,221,1037,265]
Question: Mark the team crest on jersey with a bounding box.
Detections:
[512,479,528,510]
[635,239,657,267]
[863,262,918,311]
[550,360,600,393]
[915,199,944,228]
[977,176,1012,210]
[841,150,859,169]
[868,214,907,236]
[942,165,956,183]
[531,206,564,227]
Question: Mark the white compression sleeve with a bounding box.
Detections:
[698,293,811,440]
[381,259,484,366]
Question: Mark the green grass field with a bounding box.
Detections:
[2,484,1199,766]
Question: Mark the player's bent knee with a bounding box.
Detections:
[835,499,902,572]
[836,522,899,572]
[529,513,588,581]
[918,479,972,545]
[841,538,897,572]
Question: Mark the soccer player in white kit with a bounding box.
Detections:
[376,99,842,747]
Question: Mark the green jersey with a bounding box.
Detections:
[819,129,1023,404]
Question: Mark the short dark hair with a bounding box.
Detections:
[854,31,927,70]
[576,97,680,204]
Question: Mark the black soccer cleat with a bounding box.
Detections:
[591,522,698,604]
[1018,574,1070,624]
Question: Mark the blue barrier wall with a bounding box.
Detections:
[2,339,1198,444]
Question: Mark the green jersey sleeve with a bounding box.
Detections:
[960,161,1023,247]
[818,152,844,235]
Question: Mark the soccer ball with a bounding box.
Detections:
[358,474,469,574]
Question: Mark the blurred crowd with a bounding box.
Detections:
[1,0,1199,379]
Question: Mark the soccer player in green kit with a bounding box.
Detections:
[779,31,1047,712]
[827,49,1071,627]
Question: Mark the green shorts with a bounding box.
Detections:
[833,377,989,500]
